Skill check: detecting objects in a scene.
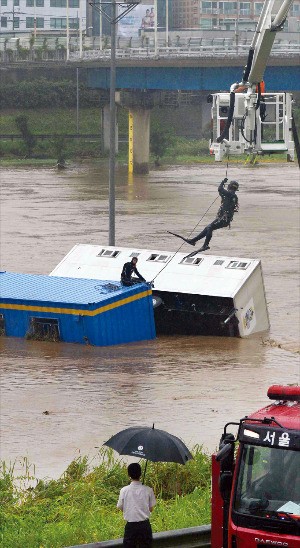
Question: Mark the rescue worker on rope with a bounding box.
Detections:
[169,179,239,252]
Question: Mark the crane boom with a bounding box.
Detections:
[247,0,294,86]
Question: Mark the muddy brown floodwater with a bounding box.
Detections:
[0,162,299,479]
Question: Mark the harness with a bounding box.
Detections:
[217,193,239,225]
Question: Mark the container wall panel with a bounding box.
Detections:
[0,272,155,347]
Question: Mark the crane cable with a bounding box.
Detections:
[150,153,230,285]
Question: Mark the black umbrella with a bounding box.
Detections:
[103,424,193,481]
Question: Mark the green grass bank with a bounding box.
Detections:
[0,77,299,165]
[0,107,212,164]
[0,447,211,548]
[0,105,299,166]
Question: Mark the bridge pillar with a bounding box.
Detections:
[101,103,119,154]
[131,108,150,174]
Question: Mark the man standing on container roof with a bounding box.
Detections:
[117,462,156,547]
[121,257,146,286]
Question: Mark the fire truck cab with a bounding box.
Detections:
[211,385,300,547]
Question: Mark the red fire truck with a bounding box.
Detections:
[211,385,300,547]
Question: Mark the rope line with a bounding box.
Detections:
[151,153,231,285]
[150,194,218,284]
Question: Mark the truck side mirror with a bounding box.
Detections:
[216,443,232,462]
[219,470,233,502]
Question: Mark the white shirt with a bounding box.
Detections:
[117,481,156,522]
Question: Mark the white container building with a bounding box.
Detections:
[50,244,270,338]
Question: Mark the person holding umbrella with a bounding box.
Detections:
[105,424,193,545]
[117,462,156,547]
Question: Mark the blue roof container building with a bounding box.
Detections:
[0,272,155,346]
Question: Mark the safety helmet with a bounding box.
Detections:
[228,180,239,191]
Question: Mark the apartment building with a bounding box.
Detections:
[1,0,299,36]
[171,0,300,32]
[172,0,200,28]
[0,0,86,33]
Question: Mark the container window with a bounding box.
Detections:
[147,254,170,263]
[180,257,203,265]
[0,314,5,336]
[27,317,60,342]
[227,261,249,269]
[97,249,120,258]
[214,259,224,265]
[129,252,140,258]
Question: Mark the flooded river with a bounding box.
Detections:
[0,161,299,479]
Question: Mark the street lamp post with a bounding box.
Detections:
[79,26,93,58]
[89,0,141,246]
[99,1,103,51]
[166,0,169,47]
[79,0,82,58]
[109,0,117,245]
[76,67,79,134]
[66,0,70,61]
[33,0,36,38]
[154,0,157,55]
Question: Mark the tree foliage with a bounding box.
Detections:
[150,123,175,166]
[0,78,101,109]
[15,115,36,158]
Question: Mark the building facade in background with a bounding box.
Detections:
[171,0,300,31]
[0,0,86,33]
[1,0,299,35]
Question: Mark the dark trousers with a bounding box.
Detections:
[123,519,152,547]
[121,279,144,287]
[190,217,229,247]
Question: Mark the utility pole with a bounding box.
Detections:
[166,0,169,47]
[76,67,79,134]
[89,0,141,246]
[79,0,83,58]
[99,0,103,50]
[108,0,116,245]
[66,0,70,60]
[34,0,36,38]
[154,0,157,55]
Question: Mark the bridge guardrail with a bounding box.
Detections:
[68,43,300,61]
[65,524,211,548]
[0,42,299,64]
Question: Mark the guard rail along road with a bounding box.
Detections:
[66,524,211,548]
[70,42,300,61]
[0,35,299,64]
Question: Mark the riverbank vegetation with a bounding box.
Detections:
[0,78,299,166]
[0,107,290,167]
[0,107,214,165]
[0,446,211,548]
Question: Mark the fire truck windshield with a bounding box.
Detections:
[234,444,300,518]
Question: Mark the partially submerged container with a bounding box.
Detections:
[0,271,155,346]
[50,245,270,338]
